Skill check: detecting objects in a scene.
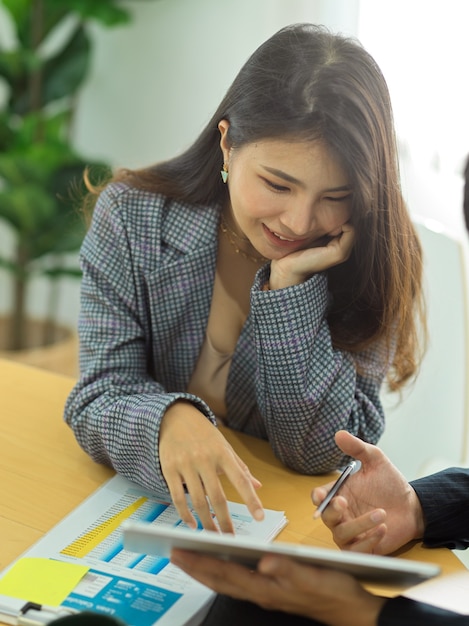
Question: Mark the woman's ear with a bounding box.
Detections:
[218,119,231,163]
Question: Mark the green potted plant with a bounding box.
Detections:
[0,0,134,359]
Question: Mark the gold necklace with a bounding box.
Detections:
[219,216,267,265]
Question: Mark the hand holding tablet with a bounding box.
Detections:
[122,522,440,586]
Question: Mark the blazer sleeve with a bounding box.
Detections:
[410,468,469,550]
[379,596,469,625]
[63,185,215,494]
[241,267,388,474]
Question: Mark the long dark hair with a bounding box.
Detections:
[88,23,425,390]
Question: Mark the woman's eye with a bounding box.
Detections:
[263,178,289,192]
[324,195,352,203]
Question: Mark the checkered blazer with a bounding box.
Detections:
[64,183,389,494]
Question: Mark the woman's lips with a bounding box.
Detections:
[262,224,309,250]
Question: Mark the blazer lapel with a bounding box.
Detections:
[146,203,219,391]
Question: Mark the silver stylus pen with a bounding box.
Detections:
[313,460,357,519]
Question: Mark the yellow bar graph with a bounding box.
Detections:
[61,497,148,558]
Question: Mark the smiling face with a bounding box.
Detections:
[219,121,353,261]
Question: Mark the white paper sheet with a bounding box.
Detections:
[0,474,287,626]
[404,570,469,615]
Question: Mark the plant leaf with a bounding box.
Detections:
[41,23,91,106]
[0,184,56,236]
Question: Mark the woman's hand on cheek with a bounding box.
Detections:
[269,223,355,290]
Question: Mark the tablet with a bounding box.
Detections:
[122,521,440,585]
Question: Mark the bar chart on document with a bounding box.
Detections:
[60,488,183,575]
[60,479,275,574]
[0,475,286,626]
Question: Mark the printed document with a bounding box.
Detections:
[0,474,286,626]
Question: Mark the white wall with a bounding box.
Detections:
[74,0,358,169]
[358,0,469,236]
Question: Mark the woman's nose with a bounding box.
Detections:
[279,201,316,237]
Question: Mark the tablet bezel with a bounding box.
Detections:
[122,521,440,585]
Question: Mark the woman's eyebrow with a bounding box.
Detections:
[323,185,353,193]
[261,165,352,192]
[261,165,303,185]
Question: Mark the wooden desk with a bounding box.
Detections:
[0,358,465,605]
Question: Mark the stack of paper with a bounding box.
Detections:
[0,474,287,626]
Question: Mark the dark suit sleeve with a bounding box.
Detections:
[377,469,469,624]
[379,596,469,625]
[410,468,469,549]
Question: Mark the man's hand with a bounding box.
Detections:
[312,430,425,555]
[171,550,385,626]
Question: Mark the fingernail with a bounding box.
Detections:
[253,508,264,521]
[370,510,385,523]
[258,556,278,573]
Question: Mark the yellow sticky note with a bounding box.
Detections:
[0,558,89,606]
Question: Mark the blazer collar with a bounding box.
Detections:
[162,198,221,257]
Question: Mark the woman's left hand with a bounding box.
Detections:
[171,550,385,626]
[269,223,355,290]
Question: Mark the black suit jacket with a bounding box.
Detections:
[379,467,469,624]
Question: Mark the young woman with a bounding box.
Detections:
[64,23,424,533]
